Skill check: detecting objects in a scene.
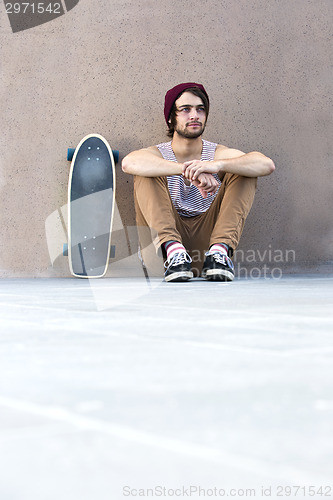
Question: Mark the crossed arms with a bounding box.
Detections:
[122,145,275,198]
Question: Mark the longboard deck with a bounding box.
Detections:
[68,134,116,278]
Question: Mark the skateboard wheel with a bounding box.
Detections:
[63,243,68,256]
[67,148,76,162]
[112,150,119,164]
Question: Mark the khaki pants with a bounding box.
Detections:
[134,174,257,276]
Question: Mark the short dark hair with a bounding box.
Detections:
[166,87,210,138]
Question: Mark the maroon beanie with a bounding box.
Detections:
[164,82,209,124]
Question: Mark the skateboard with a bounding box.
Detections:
[65,133,118,278]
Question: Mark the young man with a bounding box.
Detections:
[122,82,275,282]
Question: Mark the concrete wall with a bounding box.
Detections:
[0,0,332,277]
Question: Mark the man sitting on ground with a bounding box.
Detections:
[122,82,275,282]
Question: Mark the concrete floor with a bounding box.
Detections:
[0,274,332,500]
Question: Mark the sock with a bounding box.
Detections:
[164,241,186,261]
[208,243,229,256]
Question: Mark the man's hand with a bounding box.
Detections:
[182,160,219,198]
[189,172,219,199]
[183,160,220,181]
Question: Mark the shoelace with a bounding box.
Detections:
[205,251,234,269]
[164,252,192,269]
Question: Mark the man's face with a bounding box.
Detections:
[173,91,207,139]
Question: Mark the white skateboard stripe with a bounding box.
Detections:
[0,395,324,483]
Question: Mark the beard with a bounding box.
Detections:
[174,122,206,139]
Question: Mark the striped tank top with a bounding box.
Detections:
[156,140,221,217]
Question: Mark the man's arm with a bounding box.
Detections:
[122,145,220,198]
[122,146,184,177]
[183,145,275,180]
